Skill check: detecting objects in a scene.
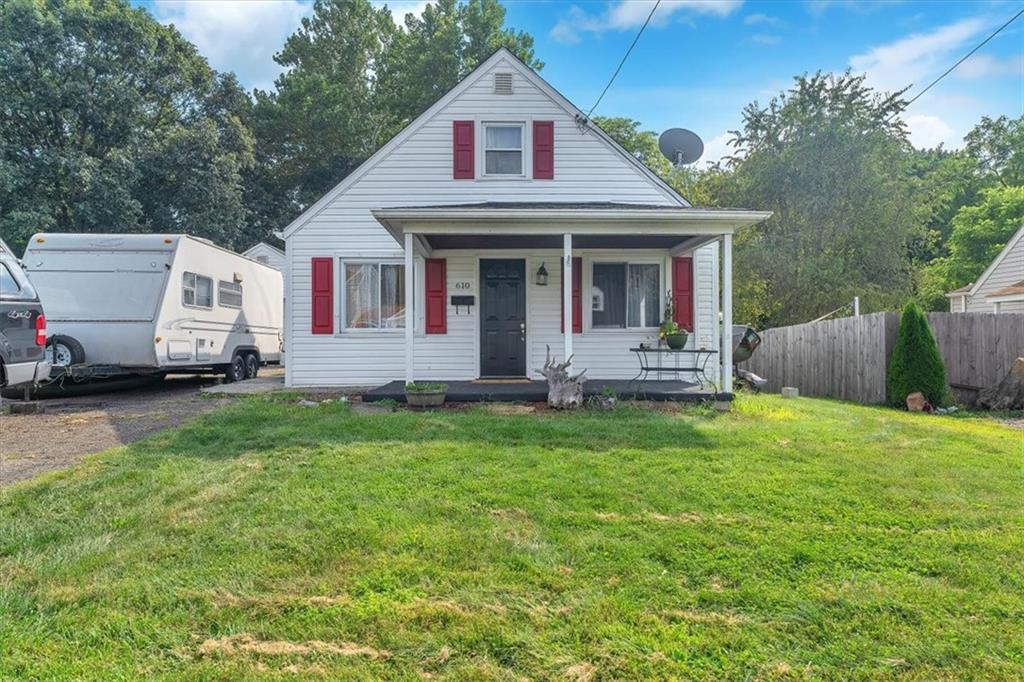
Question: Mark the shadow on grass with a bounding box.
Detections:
[129,397,714,462]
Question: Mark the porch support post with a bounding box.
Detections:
[563,233,573,365]
[721,233,733,394]
[405,232,415,385]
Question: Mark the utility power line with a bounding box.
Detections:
[889,7,1024,121]
[585,0,662,121]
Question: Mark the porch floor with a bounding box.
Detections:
[362,379,732,403]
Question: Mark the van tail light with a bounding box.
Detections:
[35,314,47,346]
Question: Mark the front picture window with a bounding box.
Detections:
[591,263,660,329]
[484,124,523,175]
[345,262,405,329]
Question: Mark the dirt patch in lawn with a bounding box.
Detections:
[198,634,389,660]
[0,374,235,486]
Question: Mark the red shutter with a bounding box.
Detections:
[453,120,474,179]
[425,258,447,334]
[672,256,694,332]
[533,121,554,179]
[560,256,583,334]
[311,257,334,334]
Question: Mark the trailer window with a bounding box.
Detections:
[183,272,213,308]
[218,280,242,308]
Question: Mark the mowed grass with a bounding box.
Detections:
[1,395,1022,680]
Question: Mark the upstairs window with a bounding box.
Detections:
[483,123,523,176]
[218,280,243,308]
[183,272,213,308]
[591,262,660,329]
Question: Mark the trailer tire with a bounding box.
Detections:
[225,353,246,383]
[244,353,259,380]
[47,335,85,368]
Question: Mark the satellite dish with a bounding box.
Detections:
[659,128,704,166]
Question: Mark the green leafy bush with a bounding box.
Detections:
[405,382,448,393]
[887,302,948,407]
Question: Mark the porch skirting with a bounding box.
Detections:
[363,379,734,403]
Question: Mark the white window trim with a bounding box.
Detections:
[338,259,408,334]
[586,256,664,332]
[182,271,213,310]
[479,120,530,180]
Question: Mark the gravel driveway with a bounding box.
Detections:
[1,374,235,487]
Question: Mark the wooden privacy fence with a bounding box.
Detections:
[743,312,1024,404]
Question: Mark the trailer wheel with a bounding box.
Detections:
[46,335,85,368]
[244,353,259,380]
[225,353,246,383]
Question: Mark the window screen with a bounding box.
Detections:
[218,280,242,308]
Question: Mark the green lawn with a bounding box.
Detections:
[1,395,1022,680]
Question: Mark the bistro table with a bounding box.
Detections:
[629,346,719,391]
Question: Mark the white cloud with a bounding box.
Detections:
[848,17,987,94]
[751,33,782,46]
[902,113,956,149]
[377,1,429,25]
[955,52,1024,79]
[700,132,735,168]
[152,1,311,92]
[744,13,780,26]
[551,0,743,45]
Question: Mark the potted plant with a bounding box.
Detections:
[404,382,448,408]
[659,296,689,350]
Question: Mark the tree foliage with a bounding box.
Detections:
[887,301,947,407]
[0,0,254,252]
[965,114,1024,187]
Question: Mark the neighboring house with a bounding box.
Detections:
[243,242,286,272]
[946,225,1024,313]
[281,48,769,392]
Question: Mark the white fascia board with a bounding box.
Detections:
[968,224,1024,297]
[986,292,1024,303]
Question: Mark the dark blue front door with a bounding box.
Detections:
[480,259,526,377]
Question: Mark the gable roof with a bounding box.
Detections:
[281,48,689,240]
[967,224,1024,297]
[987,280,1024,298]
[243,241,285,258]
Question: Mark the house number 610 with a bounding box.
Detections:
[454,281,472,290]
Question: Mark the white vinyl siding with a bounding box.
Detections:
[964,234,1024,313]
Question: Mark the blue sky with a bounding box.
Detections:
[140,0,1023,165]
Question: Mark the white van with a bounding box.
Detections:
[22,233,282,382]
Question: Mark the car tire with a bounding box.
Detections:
[47,335,85,367]
[244,353,259,380]
[225,353,246,383]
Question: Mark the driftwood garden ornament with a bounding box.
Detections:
[537,345,586,409]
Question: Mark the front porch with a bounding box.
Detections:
[363,378,732,403]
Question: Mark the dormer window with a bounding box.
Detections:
[483,123,524,176]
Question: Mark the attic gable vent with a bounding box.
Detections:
[493,72,513,95]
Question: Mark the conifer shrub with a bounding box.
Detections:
[887,301,948,407]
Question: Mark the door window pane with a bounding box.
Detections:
[592,263,626,328]
[627,264,660,328]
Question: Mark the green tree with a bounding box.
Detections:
[917,185,1024,308]
[0,0,254,253]
[713,72,917,327]
[887,301,947,407]
[965,114,1024,187]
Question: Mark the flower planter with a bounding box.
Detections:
[665,332,688,350]
[405,383,447,408]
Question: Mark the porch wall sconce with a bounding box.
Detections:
[535,262,549,286]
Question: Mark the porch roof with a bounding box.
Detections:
[372,201,771,253]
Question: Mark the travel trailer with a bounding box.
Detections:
[22,234,282,382]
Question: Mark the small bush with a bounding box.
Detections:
[405,382,448,393]
[887,301,948,407]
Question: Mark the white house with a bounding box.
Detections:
[946,224,1024,313]
[281,49,769,396]
[243,242,286,272]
